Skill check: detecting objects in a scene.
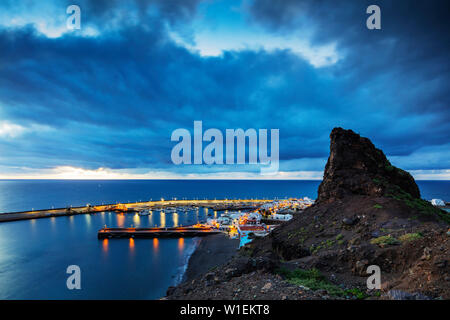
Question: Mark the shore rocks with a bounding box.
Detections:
[342,217,358,226]
[261,282,272,292]
[387,290,432,300]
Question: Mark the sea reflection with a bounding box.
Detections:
[29,218,36,233]
[102,239,108,253]
[117,214,125,227]
[160,211,166,228]
[85,214,91,228]
[129,238,135,250]
[0,202,214,299]
[148,214,153,225]
[178,238,184,252]
[133,213,140,226]
[173,213,178,227]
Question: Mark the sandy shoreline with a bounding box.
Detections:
[181,233,240,283]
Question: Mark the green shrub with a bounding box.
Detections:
[373,176,450,224]
[370,235,400,247]
[277,268,343,297]
[344,288,368,299]
[399,232,422,243]
[276,268,367,299]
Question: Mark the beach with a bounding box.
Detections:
[182,234,240,283]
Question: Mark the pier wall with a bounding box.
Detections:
[0,199,273,223]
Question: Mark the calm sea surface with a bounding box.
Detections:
[0,180,448,299]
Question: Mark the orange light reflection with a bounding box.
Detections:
[102,239,108,253]
[117,214,125,227]
[178,238,184,252]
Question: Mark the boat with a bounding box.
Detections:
[138,210,151,216]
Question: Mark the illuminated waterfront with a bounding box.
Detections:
[0,180,447,299]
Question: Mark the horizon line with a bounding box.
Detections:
[0,178,449,181]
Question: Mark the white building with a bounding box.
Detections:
[431,199,445,207]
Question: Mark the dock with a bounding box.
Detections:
[97,226,222,239]
[0,198,273,223]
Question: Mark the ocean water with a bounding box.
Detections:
[0,179,448,299]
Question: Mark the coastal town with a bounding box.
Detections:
[204,197,316,246]
[93,197,316,243]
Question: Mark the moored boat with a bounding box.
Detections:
[138,210,151,216]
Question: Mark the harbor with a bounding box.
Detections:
[0,195,317,248]
[0,198,273,223]
[94,198,317,246]
[0,179,448,300]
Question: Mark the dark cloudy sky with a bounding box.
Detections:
[0,0,448,179]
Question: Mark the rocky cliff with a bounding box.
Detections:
[258,128,449,298]
[317,128,420,203]
[167,128,449,300]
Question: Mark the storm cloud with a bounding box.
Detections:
[0,0,448,178]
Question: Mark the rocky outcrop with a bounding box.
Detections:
[249,127,449,298]
[317,128,420,203]
[166,127,449,300]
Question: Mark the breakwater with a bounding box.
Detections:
[0,199,272,223]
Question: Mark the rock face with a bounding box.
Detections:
[248,127,448,298]
[317,128,420,203]
[166,127,449,300]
